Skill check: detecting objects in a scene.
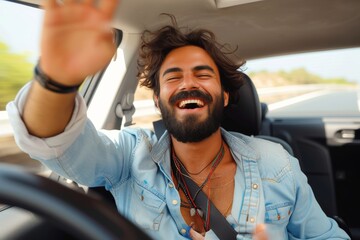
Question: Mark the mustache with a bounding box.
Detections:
[169,90,212,105]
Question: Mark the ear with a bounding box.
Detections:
[224,91,229,107]
[154,95,159,108]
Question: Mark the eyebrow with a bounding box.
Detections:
[193,65,215,73]
[162,67,182,77]
[162,65,215,77]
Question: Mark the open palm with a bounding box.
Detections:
[40,0,119,85]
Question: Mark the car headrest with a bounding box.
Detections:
[221,73,262,136]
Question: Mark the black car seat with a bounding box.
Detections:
[220,74,294,155]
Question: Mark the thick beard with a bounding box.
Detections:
[158,91,224,143]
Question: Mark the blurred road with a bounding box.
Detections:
[269,88,360,116]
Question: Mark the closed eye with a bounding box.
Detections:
[166,75,182,81]
[197,74,212,78]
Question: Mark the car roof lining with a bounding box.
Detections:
[14,0,360,62]
[115,0,360,61]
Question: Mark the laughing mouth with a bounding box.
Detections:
[178,99,205,109]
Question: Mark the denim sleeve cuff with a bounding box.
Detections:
[6,81,87,160]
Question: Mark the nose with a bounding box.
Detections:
[179,73,200,90]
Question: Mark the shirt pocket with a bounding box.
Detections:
[129,182,166,231]
[265,203,292,225]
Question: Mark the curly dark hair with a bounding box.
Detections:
[137,14,247,105]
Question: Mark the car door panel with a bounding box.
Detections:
[269,117,360,239]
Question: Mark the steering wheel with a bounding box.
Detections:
[0,163,153,240]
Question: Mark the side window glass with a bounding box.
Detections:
[245,48,360,118]
[0,2,44,171]
[131,84,161,130]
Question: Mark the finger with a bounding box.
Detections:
[189,228,205,240]
[253,224,268,240]
[44,0,59,9]
[98,0,120,19]
[254,224,266,234]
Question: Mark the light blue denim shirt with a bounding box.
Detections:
[6,83,349,240]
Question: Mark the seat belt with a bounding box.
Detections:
[153,119,166,139]
[172,159,238,239]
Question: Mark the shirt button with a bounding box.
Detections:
[172,199,178,205]
[168,183,174,188]
[250,217,255,223]
[180,228,187,235]
[252,183,258,189]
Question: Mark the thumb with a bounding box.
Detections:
[189,228,205,240]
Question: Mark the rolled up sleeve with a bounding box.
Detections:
[6,82,87,160]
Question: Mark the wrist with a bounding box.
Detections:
[34,62,81,94]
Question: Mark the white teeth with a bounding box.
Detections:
[178,99,204,108]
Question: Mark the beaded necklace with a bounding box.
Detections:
[171,141,225,231]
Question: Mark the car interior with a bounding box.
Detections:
[1,0,360,239]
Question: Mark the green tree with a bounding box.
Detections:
[0,41,33,110]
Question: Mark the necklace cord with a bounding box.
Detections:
[171,141,225,231]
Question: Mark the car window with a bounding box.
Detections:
[132,84,161,130]
[245,48,360,118]
[0,2,44,172]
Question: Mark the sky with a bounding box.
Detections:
[1,1,360,83]
[0,1,43,63]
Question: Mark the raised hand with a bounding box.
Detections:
[22,0,119,137]
[40,0,120,85]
